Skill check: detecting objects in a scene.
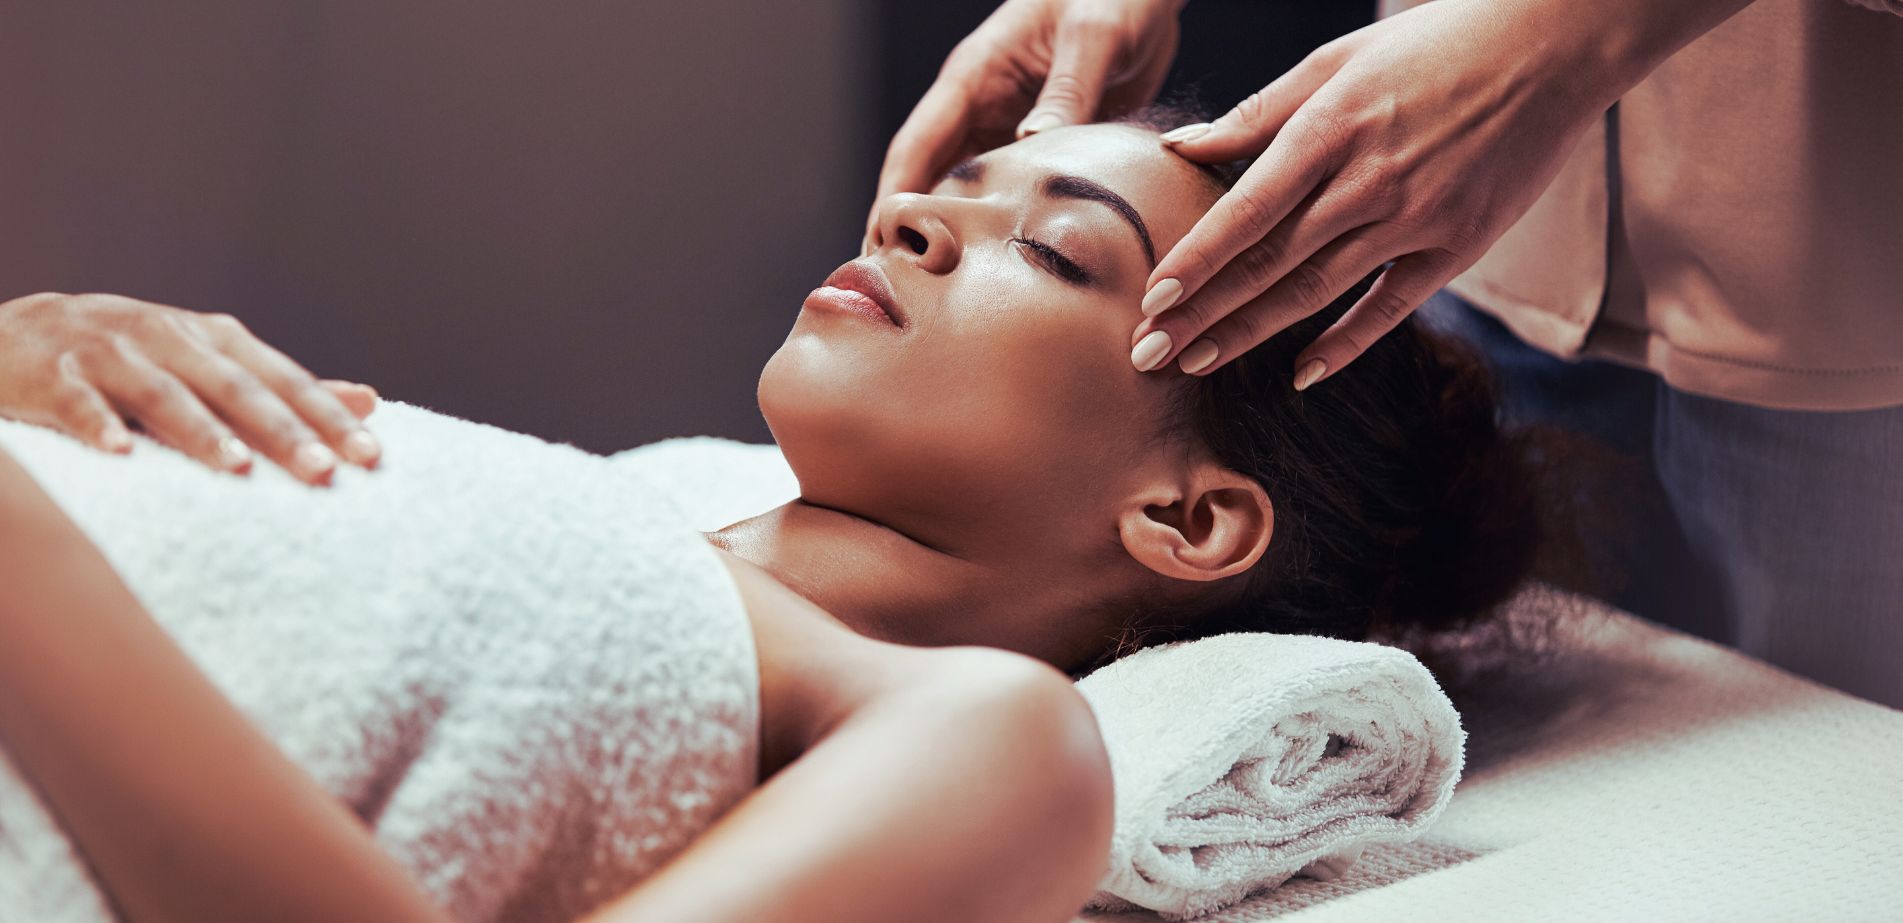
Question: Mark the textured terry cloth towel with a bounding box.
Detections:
[0,403,760,923]
[1075,632,1464,920]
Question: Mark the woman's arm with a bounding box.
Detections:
[585,552,1116,923]
[0,446,448,923]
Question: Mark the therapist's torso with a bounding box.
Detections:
[1381,0,1903,411]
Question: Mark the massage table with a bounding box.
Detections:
[1075,591,1903,921]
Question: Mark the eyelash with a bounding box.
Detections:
[1012,237,1091,286]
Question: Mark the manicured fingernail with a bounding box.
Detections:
[1178,339,1220,374]
[1141,278,1184,317]
[216,435,252,472]
[1131,330,1173,372]
[295,442,337,480]
[1294,358,1328,391]
[1159,122,1212,145]
[1017,112,1063,137]
[102,425,133,454]
[341,430,381,467]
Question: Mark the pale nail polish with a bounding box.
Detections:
[1178,339,1220,374]
[216,435,251,471]
[102,425,133,454]
[1131,330,1173,372]
[295,442,337,480]
[1017,112,1063,137]
[1294,358,1328,391]
[342,430,381,467]
[1142,277,1183,317]
[1159,122,1213,145]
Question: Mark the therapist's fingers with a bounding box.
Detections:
[1291,249,1463,389]
[877,75,978,206]
[1014,15,1122,137]
[1138,113,1346,329]
[196,315,380,469]
[1159,38,1349,163]
[876,0,1183,211]
[1132,187,1365,361]
[1135,38,1359,327]
[1140,228,1400,376]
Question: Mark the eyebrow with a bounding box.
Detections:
[942,157,1156,267]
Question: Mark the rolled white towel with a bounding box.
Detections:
[1076,632,1464,920]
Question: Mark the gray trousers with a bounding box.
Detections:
[1422,292,1903,709]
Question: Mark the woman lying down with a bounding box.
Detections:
[0,111,1540,923]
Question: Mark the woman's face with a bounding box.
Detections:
[759,124,1223,570]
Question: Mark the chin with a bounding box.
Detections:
[758,325,1086,539]
[758,332,891,504]
[758,333,978,525]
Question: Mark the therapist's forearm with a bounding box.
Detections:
[0,448,449,923]
[1479,0,1762,108]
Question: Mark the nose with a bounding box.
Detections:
[867,193,960,274]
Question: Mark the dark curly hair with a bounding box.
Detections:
[1085,103,1556,672]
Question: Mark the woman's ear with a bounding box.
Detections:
[1117,463,1274,582]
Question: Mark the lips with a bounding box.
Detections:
[811,260,905,327]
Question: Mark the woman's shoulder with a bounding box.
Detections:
[712,548,905,750]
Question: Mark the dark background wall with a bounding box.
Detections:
[0,1,1369,453]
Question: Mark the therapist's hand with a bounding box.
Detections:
[875,0,1183,208]
[1131,0,1750,385]
[0,291,380,484]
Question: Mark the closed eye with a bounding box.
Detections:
[1013,237,1092,286]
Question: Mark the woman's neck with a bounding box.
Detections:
[707,499,981,644]
[705,499,1118,670]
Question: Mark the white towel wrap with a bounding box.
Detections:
[0,404,761,923]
